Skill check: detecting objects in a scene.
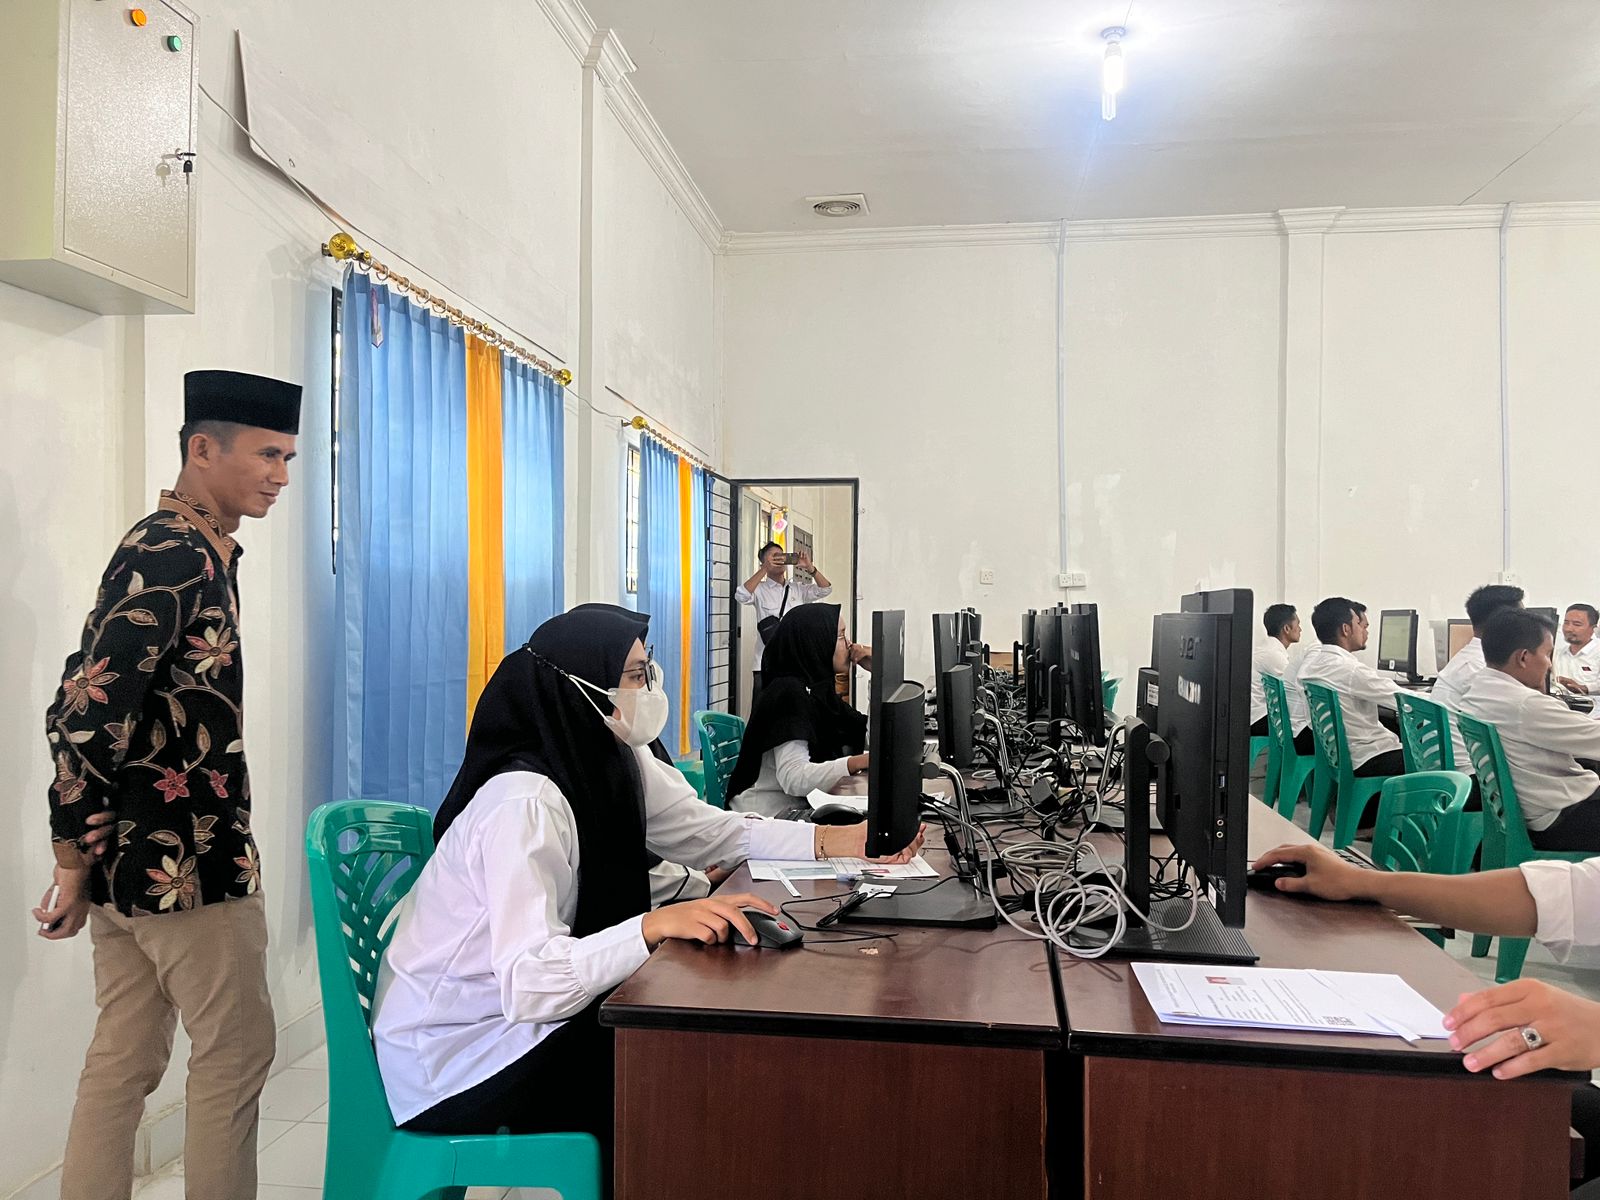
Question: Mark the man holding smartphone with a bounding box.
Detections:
[736,541,833,706]
[34,370,299,1200]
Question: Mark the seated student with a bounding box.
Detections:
[370,607,922,1183]
[727,603,868,818]
[1458,609,1600,852]
[1251,603,1313,754]
[1431,583,1524,770]
[1556,603,1600,697]
[1297,596,1406,782]
[1251,839,1600,1192]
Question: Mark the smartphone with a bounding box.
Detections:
[784,553,799,566]
[39,884,63,933]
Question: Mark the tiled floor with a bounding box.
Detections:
[128,1044,543,1200]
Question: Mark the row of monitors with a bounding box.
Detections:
[1379,607,1561,677]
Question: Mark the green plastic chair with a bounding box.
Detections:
[694,710,746,809]
[1262,673,1315,819]
[1370,771,1476,947]
[1395,691,1482,871]
[674,757,706,798]
[306,801,602,1200]
[1455,714,1592,983]
[1101,673,1120,716]
[1302,680,1389,849]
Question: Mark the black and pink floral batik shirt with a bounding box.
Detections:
[45,490,262,917]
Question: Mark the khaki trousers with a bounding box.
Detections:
[60,894,276,1200]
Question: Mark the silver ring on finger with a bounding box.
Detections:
[1520,1026,1545,1051]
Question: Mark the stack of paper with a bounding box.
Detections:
[747,854,938,883]
[807,789,867,813]
[1132,963,1449,1043]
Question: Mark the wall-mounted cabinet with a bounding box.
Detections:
[0,0,198,314]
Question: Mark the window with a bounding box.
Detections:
[625,443,641,594]
[330,286,342,574]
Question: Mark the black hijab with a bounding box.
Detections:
[433,607,652,937]
[727,602,868,800]
[570,603,673,766]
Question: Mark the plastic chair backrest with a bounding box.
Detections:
[1371,771,1473,874]
[1395,691,1456,774]
[306,801,434,1136]
[1261,673,1298,756]
[1455,712,1537,867]
[695,710,746,809]
[1302,680,1350,774]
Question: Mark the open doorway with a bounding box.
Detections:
[728,478,860,719]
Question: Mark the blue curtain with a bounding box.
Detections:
[334,269,469,810]
[638,436,683,755]
[688,466,709,724]
[502,357,565,646]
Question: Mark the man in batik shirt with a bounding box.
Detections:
[37,369,300,1200]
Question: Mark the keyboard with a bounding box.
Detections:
[777,806,812,823]
[1334,845,1378,870]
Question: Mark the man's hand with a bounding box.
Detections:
[1558,676,1590,695]
[79,809,118,860]
[33,867,93,940]
[1250,842,1372,901]
[1447,978,1600,1078]
[795,549,814,573]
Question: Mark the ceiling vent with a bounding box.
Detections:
[807,193,869,218]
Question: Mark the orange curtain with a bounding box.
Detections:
[466,336,506,722]
[676,456,694,756]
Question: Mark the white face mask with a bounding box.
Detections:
[570,661,669,748]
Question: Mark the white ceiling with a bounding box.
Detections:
[580,0,1600,231]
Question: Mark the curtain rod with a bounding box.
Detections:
[322,232,571,386]
[624,416,714,472]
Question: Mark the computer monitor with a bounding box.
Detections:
[1376,609,1419,677]
[936,664,976,769]
[871,610,906,715]
[1163,587,1253,928]
[1446,618,1475,664]
[1035,612,1063,723]
[1530,606,1560,629]
[1063,606,1105,747]
[959,608,983,651]
[865,680,923,859]
[1016,610,1038,685]
[931,612,959,681]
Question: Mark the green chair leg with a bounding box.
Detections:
[1308,773,1334,841]
[1249,735,1270,774]
[1471,933,1494,958]
[1495,936,1532,984]
[1332,777,1386,850]
[1277,757,1315,819]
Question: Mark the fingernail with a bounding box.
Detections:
[1443,1017,1456,1030]
[1449,1035,1461,1049]
[1464,1055,1479,1070]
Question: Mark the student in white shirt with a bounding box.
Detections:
[735,542,834,702]
[1251,603,1312,754]
[1557,604,1600,696]
[1431,582,1525,781]
[1457,609,1600,852]
[1297,597,1406,789]
[370,607,923,1182]
[727,603,868,818]
[1250,839,1600,1189]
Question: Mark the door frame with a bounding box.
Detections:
[727,476,861,714]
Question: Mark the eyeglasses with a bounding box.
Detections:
[620,647,658,691]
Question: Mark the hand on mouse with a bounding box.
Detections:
[1250,843,1368,901]
[641,893,779,949]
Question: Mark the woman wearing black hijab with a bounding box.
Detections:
[371,606,920,1178]
[727,603,870,817]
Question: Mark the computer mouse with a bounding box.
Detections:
[729,909,804,949]
[1247,862,1307,891]
[811,803,867,825]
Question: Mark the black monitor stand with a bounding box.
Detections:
[1091,719,1257,964]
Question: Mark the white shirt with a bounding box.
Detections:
[728,739,852,818]
[1556,636,1600,696]
[371,747,815,1123]
[1429,636,1485,771]
[734,574,832,669]
[1457,668,1600,832]
[1522,857,1600,962]
[1295,642,1401,768]
[1250,641,1308,732]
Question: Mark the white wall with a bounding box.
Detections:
[0,0,715,1192]
[721,211,1600,694]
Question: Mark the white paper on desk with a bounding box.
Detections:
[1132,963,1448,1041]
[746,860,838,882]
[807,789,867,813]
[827,854,938,880]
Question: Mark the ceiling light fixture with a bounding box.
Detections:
[1101,27,1126,121]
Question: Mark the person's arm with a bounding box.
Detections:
[1523,693,1600,760]
[796,549,830,590]
[1345,660,1401,703]
[44,540,209,867]
[735,571,764,604]
[1251,841,1538,935]
[773,739,862,797]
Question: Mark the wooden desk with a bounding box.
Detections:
[1062,799,1578,1200]
[602,837,1060,1200]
